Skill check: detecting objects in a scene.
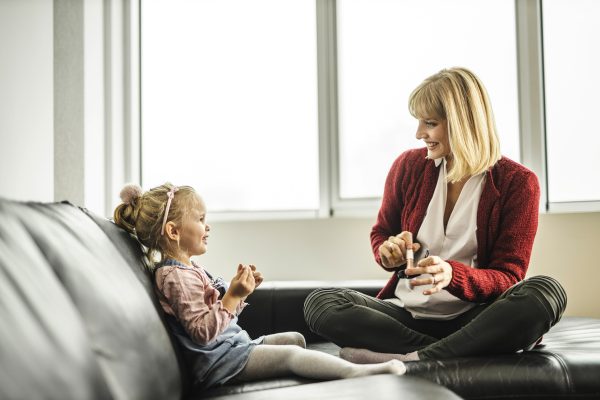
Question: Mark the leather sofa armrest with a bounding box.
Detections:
[237,280,385,343]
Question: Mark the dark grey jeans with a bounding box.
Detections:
[303,275,567,359]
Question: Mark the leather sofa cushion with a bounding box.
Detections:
[0,200,182,400]
[235,281,600,399]
[203,374,462,400]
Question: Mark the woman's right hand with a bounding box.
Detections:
[378,231,421,269]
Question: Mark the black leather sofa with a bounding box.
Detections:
[236,282,600,399]
[0,199,459,400]
[1,199,598,399]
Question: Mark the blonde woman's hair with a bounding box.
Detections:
[113,182,199,267]
[408,67,501,182]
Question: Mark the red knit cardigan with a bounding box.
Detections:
[372,148,540,303]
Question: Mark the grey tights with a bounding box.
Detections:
[234,332,405,381]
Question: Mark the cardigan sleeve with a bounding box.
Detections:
[371,153,407,269]
[446,168,540,302]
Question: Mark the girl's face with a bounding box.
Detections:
[415,118,451,160]
[177,195,210,259]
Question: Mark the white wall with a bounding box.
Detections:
[0,0,53,202]
[0,0,135,216]
[199,217,385,282]
[529,212,600,318]
[199,212,600,319]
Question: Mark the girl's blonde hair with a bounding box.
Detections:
[113,182,199,266]
[408,67,501,182]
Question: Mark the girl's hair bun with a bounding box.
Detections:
[120,183,143,205]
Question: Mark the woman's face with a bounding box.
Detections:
[415,118,451,160]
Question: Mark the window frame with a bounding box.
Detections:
[132,0,600,221]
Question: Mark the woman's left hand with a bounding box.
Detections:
[405,255,452,295]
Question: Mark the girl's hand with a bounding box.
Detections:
[222,265,257,313]
[378,231,421,269]
[248,264,264,288]
[405,255,453,295]
[228,264,256,298]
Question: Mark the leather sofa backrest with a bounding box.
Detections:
[0,200,182,400]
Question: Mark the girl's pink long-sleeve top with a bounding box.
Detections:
[155,263,245,345]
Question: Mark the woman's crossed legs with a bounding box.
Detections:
[303,276,567,362]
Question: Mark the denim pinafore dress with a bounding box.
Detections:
[157,259,263,389]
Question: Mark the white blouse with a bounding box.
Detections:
[387,157,486,320]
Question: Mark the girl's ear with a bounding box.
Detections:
[164,221,179,240]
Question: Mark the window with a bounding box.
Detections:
[141,0,319,213]
[140,1,599,217]
[336,0,520,199]
[543,0,600,203]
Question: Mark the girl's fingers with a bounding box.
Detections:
[238,266,250,280]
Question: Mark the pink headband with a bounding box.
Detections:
[160,186,179,236]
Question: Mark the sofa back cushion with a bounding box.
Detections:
[0,200,181,400]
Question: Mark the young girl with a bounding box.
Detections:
[113,182,405,390]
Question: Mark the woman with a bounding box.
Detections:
[303,67,567,362]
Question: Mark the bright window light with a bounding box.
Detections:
[543,0,600,202]
[141,0,319,212]
[337,0,519,199]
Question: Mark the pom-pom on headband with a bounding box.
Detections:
[120,183,143,206]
